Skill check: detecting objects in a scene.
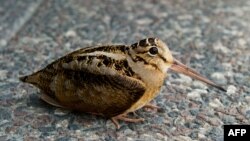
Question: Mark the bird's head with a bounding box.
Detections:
[127,37,225,91]
[127,38,173,73]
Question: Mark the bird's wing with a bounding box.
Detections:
[41,46,146,117]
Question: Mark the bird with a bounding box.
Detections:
[20,37,226,129]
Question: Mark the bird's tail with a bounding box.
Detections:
[19,73,38,85]
[19,75,29,82]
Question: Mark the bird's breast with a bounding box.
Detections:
[126,86,162,113]
[125,57,166,112]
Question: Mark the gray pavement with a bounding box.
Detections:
[0,0,250,140]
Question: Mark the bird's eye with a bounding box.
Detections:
[148,47,158,56]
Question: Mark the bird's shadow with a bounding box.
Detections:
[26,93,109,129]
[26,93,161,131]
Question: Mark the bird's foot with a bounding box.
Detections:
[111,114,144,129]
[143,103,160,111]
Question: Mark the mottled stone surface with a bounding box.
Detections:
[0,0,250,140]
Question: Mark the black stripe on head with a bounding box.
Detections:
[148,38,157,46]
[158,54,167,63]
[131,43,138,49]
[135,56,148,64]
[135,56,160,70]
[148,38,155,44]
[139,39,148,47]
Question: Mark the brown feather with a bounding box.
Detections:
[20,45,146,117]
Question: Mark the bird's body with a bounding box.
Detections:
[20,38,225,128]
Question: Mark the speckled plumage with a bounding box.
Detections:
[20,38,225,128]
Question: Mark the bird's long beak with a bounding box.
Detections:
[170,59,226,92]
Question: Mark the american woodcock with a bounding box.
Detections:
[20,38,225,129]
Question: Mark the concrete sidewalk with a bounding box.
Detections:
[0,0,250,140]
